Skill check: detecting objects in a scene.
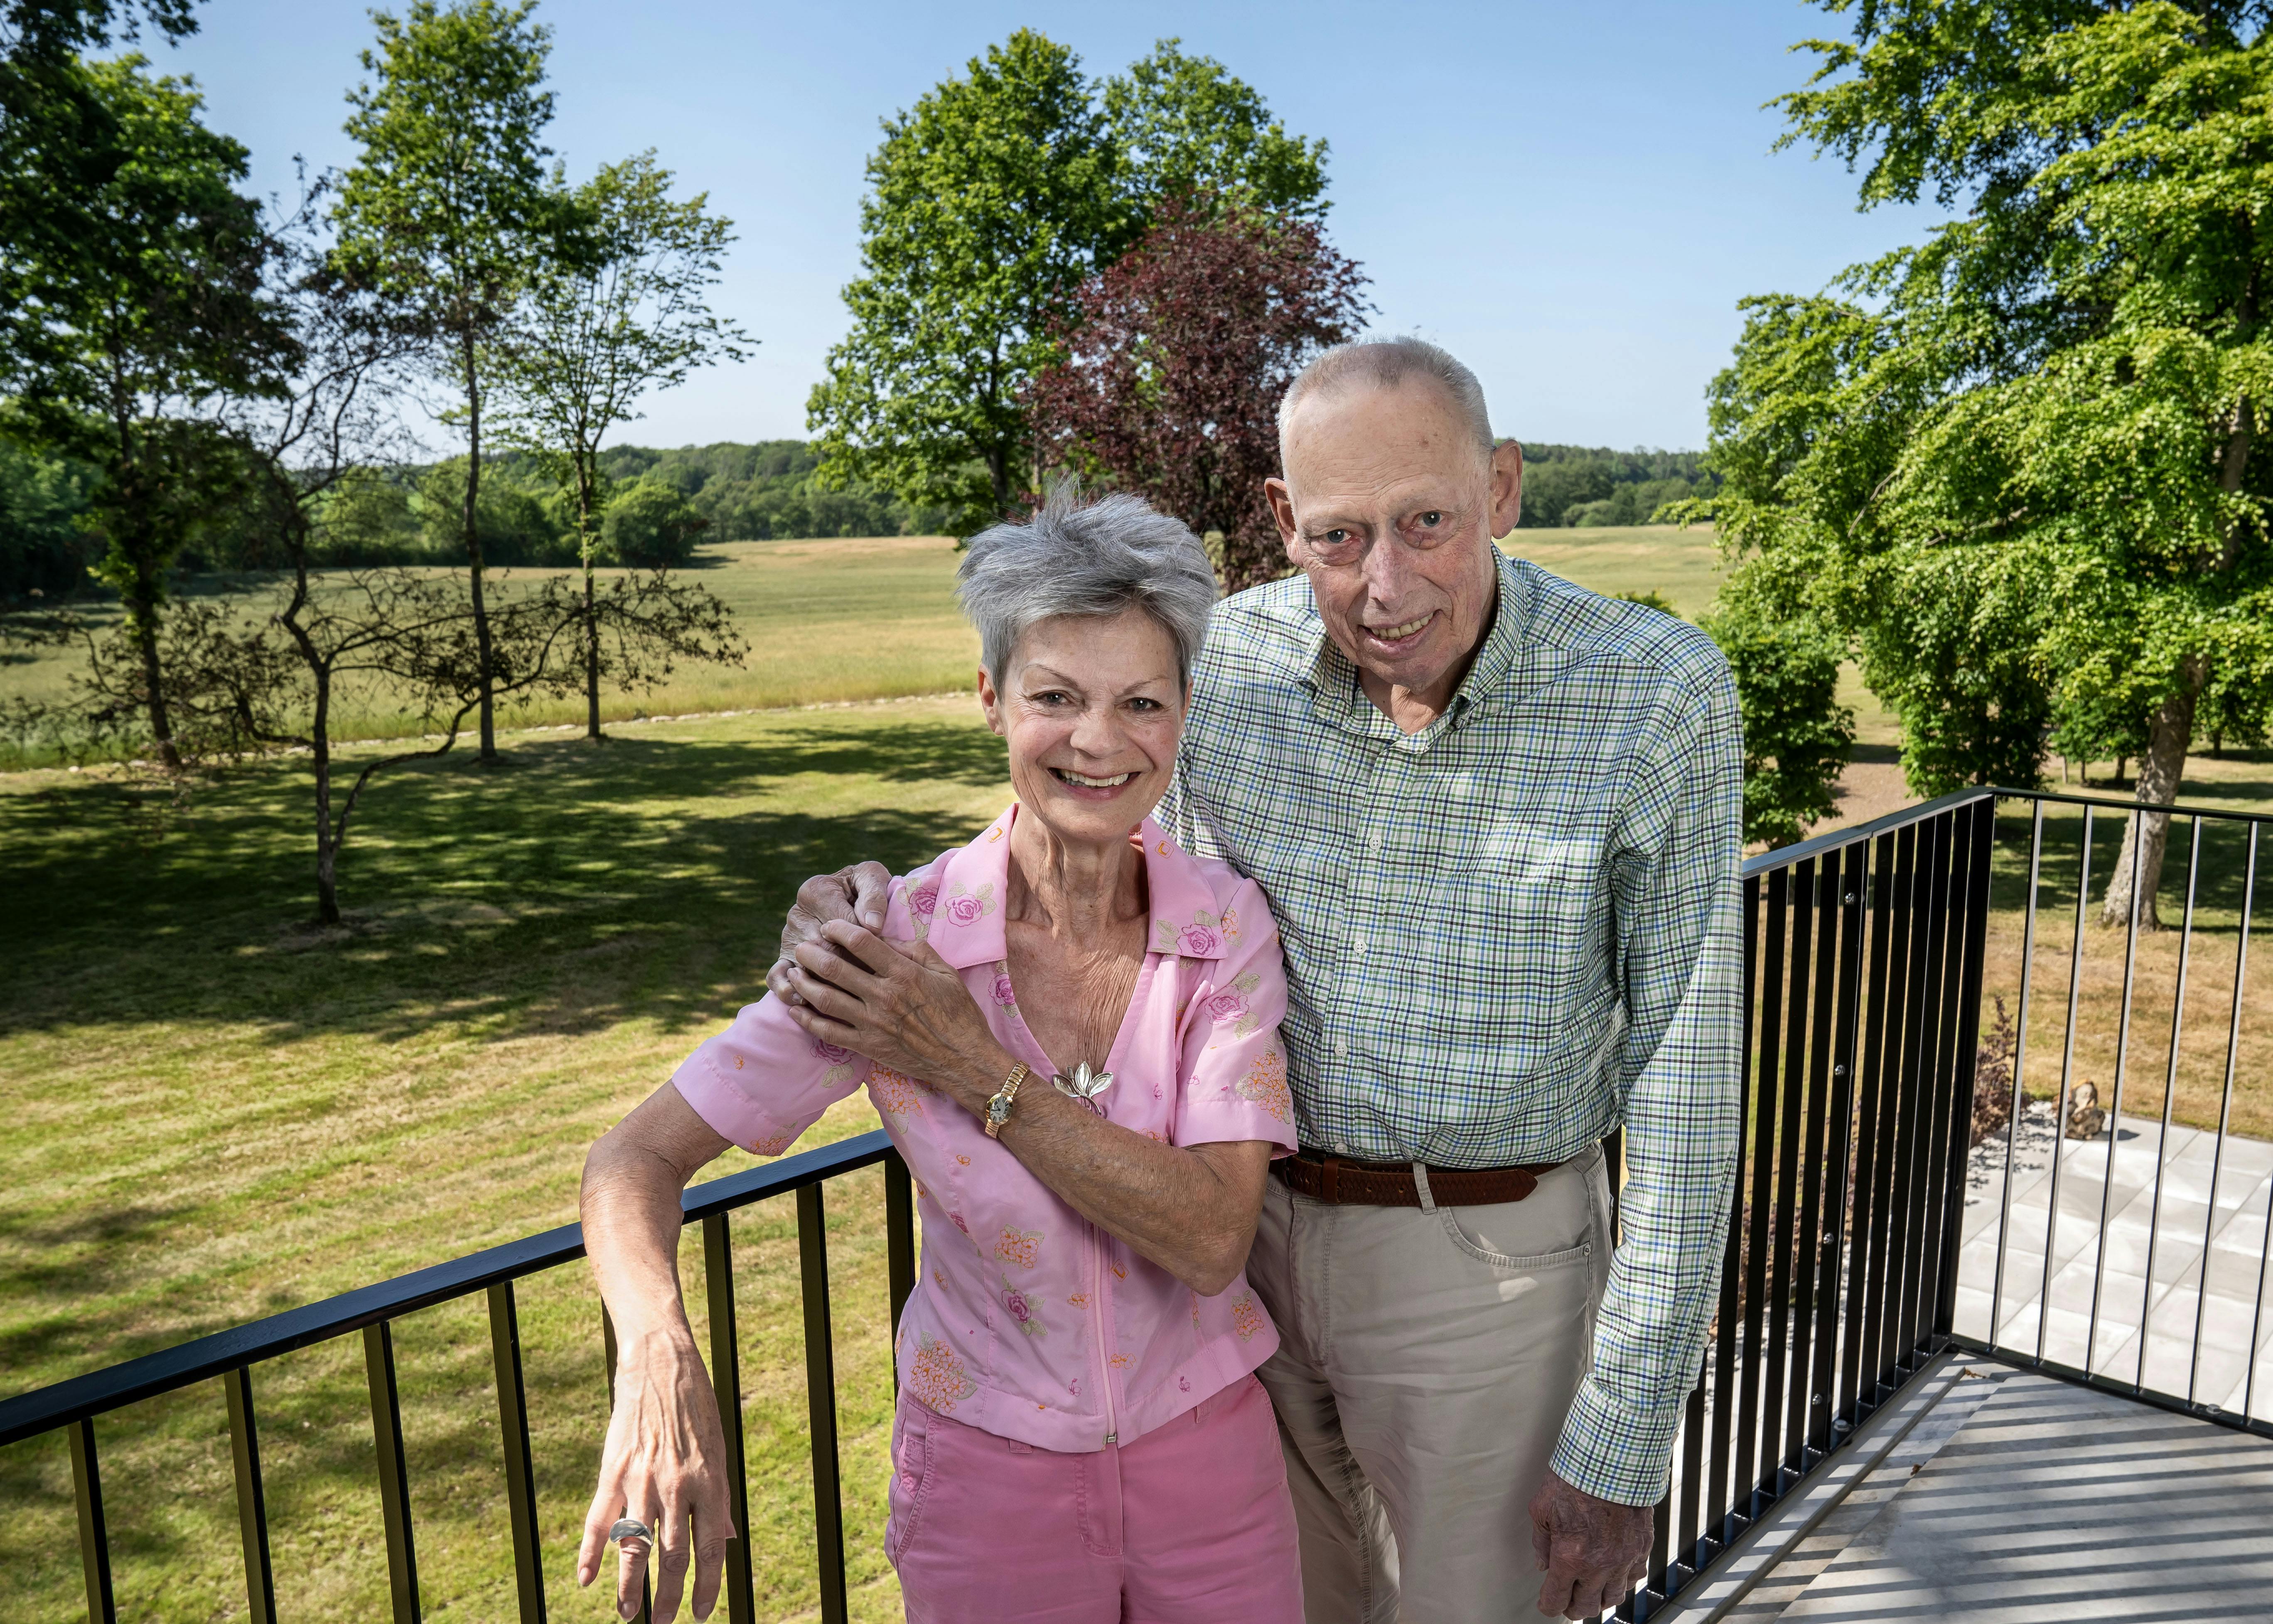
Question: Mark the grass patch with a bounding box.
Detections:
[1,697,1009,1620]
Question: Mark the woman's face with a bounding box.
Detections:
[978,607,1187,848]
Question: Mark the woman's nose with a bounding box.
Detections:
[1068,702,1123,756]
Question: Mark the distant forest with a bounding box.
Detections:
[1511,444,1715,529]
[1,437,1708,600]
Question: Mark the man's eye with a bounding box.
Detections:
[1322,529,1349,545]
[1418,511,1442,527]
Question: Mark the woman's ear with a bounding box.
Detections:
[976,664,1006,736]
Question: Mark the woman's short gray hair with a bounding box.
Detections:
[958,489,1219,689]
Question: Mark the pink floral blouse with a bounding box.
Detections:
[670,804,1295,1453]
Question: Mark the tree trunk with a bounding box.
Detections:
[2098,669,2201,931]
[580,457,601,741]
[463,332,497,760]
[312,679,340,925]
[128,575,180,771]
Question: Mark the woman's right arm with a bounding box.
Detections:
[578,1084,735,1624]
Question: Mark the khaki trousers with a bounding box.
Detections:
[1246,1145,1613,1624]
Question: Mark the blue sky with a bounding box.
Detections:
[156,0,1941,453]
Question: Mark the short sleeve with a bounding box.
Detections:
[1171,877,1298,1153]
[670,992,875,1159]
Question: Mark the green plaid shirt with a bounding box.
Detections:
[1158,548,1745,1506]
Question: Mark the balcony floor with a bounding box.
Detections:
[1663,1354,2273,1622]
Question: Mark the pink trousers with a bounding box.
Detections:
[887,1371,1303,1623]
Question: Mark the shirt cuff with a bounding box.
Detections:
[1547,1374,1683,1507]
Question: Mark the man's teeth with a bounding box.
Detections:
[1368,614,1433,641]
[1056,769,1134,788]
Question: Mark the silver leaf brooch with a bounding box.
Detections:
[1053,1062,1114,1115]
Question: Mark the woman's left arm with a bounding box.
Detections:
[781,924,1273,1296]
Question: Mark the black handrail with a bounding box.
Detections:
[10,781,2266,1624]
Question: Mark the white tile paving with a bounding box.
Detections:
[1959,1102,2273,1419]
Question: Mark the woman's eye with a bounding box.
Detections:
[1128,697,1161,712]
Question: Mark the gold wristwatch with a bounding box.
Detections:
[984,1062,1031,1138]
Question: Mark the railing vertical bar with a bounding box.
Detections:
[221,1364,277,1619]
[1850,831,1902,1407]
[1732,867,1787,1518]
[2194,823,2258,1407]
[1881,821,1934,1387]
[1929,801,1996,1339]
[797,1183,850,1624]
[1706,873,1756,1552]
[601,1307,653,1624]
[223,1366,276,1624]
[1836,828,1891,1410]
[1785,848,1842,1472]
[2086,806,2152,1376]
[1811,841,1865,1454]
[69,1416,116,1624]
[1855,828,1909,1401]
[1762,858,1816,1494]
[1901,813,1959,1362]
[2241,832,2271,1425]
[363,1320,421,1624]
[1991,801,2046,1342]
[885,1151,918,1359]
[2135,817,2204,1394]
[1646,1483,1671,1617]
[1676,1344,1708,1584]
[486,1282,546,1623]
[701,1214,758,1624]
[2038,806,2097,1365]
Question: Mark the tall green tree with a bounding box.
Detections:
[1698,0,2273,926]
[0,52,294,768]
[332,0,565,761]
[489,150,748,739]
[1101,38,1329,223]
[807,29,1123,536]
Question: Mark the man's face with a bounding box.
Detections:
[1267,381,1523,710]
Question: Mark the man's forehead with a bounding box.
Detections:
[1281,380,1489,501]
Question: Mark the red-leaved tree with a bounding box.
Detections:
[1027,195,1369,591]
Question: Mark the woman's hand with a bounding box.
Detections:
[779,921,1006,1114]
[578,1327,738,1622]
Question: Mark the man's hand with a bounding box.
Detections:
[779,921,1005,1114]
[1529,1472,1652,1619]
[765,862,892,1005]
[578,1328,737,1622]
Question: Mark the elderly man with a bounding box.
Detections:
[774,336,1743,1622]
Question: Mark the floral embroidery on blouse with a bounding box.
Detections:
[941,880,996,929]
[1109,1353,1131,1368]
[909,1334,978,1413]
[812,1037,858,1088]
[1000,1276,1048,1337]
[1231,1291,1266,1343]
[988,966,1017,1008]
[901,877,940,940]
[1154,908,1222,957]
[1067,1292,1089,1308]
[869,1068,927,1118]
[995,1227,1042,1270]
[1234,1046,1293,1124]
[745,1128,798,1157]
[1202,973,1265,1041]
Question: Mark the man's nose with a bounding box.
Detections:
[1361,528,1418,604]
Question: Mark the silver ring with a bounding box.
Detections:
[610,1517,653,1546]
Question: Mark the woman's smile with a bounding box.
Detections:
[1047,765,1140,798]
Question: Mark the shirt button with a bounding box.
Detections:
[1334,1141,1352,1154]
[1352,934,1368,953]
[1366,830,1382,850]
[1334,1039,1349,1058]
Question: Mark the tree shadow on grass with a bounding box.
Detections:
[0,715,1011,1049]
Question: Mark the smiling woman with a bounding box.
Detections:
[577,491,1307,1624]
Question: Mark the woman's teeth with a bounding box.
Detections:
[1052,769,1134,788]
[1369,614,1433,641]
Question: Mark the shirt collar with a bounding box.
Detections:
[924,803,1233,970]
[1299,546,1532,739]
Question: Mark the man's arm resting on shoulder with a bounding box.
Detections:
[765,863,894,1002]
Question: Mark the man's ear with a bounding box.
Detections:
[1490,441,1524,539]
[1266,476,1301,565]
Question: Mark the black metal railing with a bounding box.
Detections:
[0,1131,917,1624]
[1956,793,2273,1442]
[7,785,2266,1624]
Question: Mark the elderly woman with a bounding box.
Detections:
[576,491,1303,1624]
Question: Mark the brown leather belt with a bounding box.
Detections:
[1273,1148,1569,1207]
